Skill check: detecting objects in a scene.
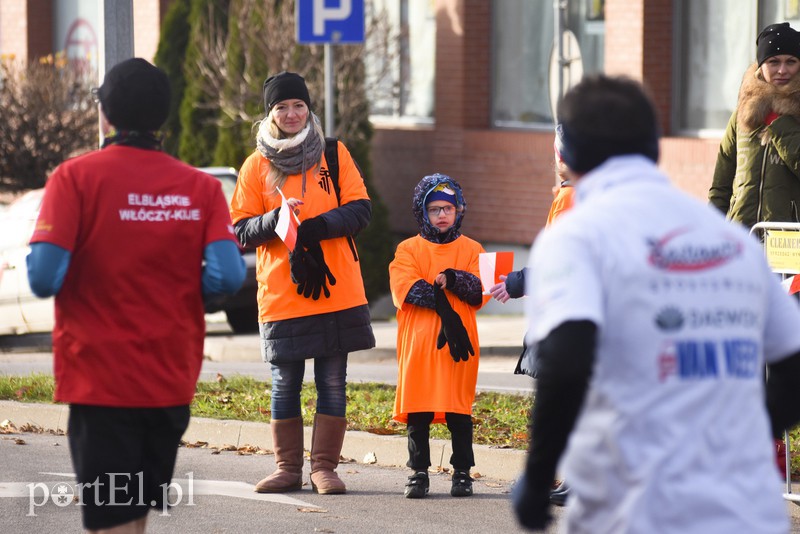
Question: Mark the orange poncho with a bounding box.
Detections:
[389,235,487,424]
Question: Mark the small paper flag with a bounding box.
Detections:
[478,251,514,294]
[275,187,299,251]
[781,274,800,295]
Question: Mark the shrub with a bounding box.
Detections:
[0,54,97,192]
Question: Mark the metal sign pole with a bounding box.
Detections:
[98,0,134,146]
[324,43,335,137]
[554,0,566,124]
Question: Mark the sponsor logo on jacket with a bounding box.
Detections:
[657,338,759,382]
[648,228,742,271]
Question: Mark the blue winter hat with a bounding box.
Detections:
[426,182,457,206]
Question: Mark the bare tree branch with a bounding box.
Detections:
[0,55,97,192]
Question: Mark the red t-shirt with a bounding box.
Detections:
[30,145,237,407]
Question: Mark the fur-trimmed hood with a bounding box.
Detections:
[737,62,800,136]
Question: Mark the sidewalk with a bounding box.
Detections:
[204,313,529,363]
[0,314,531,481]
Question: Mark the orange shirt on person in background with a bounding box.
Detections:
[546,182,575,227]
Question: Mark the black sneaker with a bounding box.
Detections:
[450,470,473,497]
[404,471,429,499]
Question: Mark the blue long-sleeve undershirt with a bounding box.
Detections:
[27,240,246,298]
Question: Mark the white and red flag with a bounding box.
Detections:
[781,274,800,295]
[275,187,299,251]
[478,251,515,294]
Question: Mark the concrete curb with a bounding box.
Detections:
[0,400,525,481]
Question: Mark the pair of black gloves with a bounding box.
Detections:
[433,281,474,362]
[289,216,336,300]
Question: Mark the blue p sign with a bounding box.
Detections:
[296,0,365,44]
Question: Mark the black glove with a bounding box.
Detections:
[512,472,552,531]
[433,283,474,362]
[289,246,321,298]
[441,268,457,289]
[294,243,336,300]
[297,216,327,248]
[288,247,309,285]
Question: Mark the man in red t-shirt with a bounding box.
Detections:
[27,58,245,532]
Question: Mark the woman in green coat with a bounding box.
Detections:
[709,22,800,229]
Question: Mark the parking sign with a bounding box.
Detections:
[296,0,365,44]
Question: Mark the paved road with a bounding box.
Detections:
[0,431,562,534]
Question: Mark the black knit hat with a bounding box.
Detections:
[97,58,170,131]
[263,72,312,113]
[757,22,800,66]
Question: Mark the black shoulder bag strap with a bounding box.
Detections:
[324,137,359,262]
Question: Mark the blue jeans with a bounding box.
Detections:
[270,353,348,420]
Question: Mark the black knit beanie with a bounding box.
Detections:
[98,58,170,131]
[262,72,312,113]
[757,22,800,66]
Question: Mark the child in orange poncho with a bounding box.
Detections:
[389,173,488,499]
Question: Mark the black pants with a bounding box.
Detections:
[406,412,474,471]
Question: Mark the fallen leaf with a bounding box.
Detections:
[14,438,26,445]
[14,387,30,399]
[314,528,334,533]
[339,455,356,464]
[211,449,221,455]
[258,407,270,415]
[365,427,398,435]
[472,471,483,479]
[297,507,327,513]
[363,452,377,464]
[0,419,18,434]
[215,373,226,383]
[484,482,503,488]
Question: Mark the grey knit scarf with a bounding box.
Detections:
[256,113,324,194]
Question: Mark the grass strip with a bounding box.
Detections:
[0,374,530,450]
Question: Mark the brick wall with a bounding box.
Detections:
[0,0,719,247]
[605,0,673,134]
[0,0,51,62]
[370,0,558,244]
[370,0,718,248]
[134,0,171,62]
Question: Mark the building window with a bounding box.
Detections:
[492,0,604,128]
[366,0,435,122]
[674,0,800,134]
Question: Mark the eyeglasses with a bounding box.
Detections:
[90,87,100,104]
[427,205,457,217]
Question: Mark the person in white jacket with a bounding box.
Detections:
[513,74,800,534]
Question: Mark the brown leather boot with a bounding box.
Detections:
[310,413,347,494]
[255,417,304,493]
